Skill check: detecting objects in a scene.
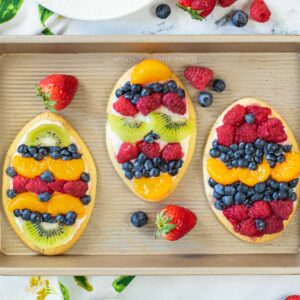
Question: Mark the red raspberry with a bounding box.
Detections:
[184,66,214,91]
[248,201,272,219]
[63,181,88,198]
[161,143,184,161]
[235,219,263,237]
[246,105,271,125]
[250,0,271,23]
[190,0,217,17]
[26,177,50,194]
[263,215,284,234]
[223,104,246,126]
[13,175,30,193]
[216,124,235,146]
[223,205,249,222]
[178,0,191,6]
[270,200,293,220]
[137,141,160,159]
[219,0,236,7]
[162,92,186,115]
[48,180,67,193]
[257,118,287,143]
[235,123,257,144]
[116,143,139,164]
[286,296,300,300]
[113,96,138,117]
[136,93,162,116]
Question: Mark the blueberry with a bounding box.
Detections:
[239,142,246,149]
[291,192,297,201]
[214,200,226,211]
[13,209,21,217]
[167,80,177,91]
[232,160,239,167]
[50,151,61,160]
[17,144,28,154]
[266,153,275,161]
[22,209,31,221]
[245,113,255,124]
[213,190,222,199]
[226,162,233,169]
[134,171,142,179]
[131,211,148,228]
[224,186,235,196]
[169,169,179,176]
[62,155,72,161]
[159,163,168,173]
[163,84,169,94]
[124,91,134,100]
[279,182,288,191]
[28,146,38,155]
[42,213,52,222]
[254,183,266,193]
[40,171,54,183]
[220,153,229,162]
[55,214,65,224]
[222,196,234,206]
[141,88,151,96]
[131,84,142,93]
[133,161,143,171]
[22,153,32,158]
[67,144,77,153]
[122,162,133,171]
[229,144,238,152]
[115,88,124,97]
[231,10,248,27]
[266,143,278,153]
[198,91,213,107]
[233,150,243,159]
[6,167,16,177]
[60,149,71,156]
[276,155,285,163]
[234,192,246,204]
[168,161,177,170]
[175,159,183,169]
[268,160,276,168]
[125,171,134,180]
[270,180,279,189]
[255,219,265,231]
[289,178,299,188]
[137,153,147,163]
[212,139,218,149]
[144,132,155,143]
[254,155,263,164]
[122,81,131,92]
[65,211,77,225]
[152,83,164,93]
[33,153,43,161]
[208,178,217,188]
[155,3,171,19]
[238,159,248,168]
[142,169,151,178]
[177,88,185,98]
[150,168,160,177]
[245,143,254,153]
[7,189,17,199]
[214,184,224,195]
[144,159,153,170]
[30,212,42,223]
[80,195,91,205]
[80,172,90,183]
[49,146,61,153]
[72,153,82,160]
[38,192,51,202]
[212,79,226,93]
[263,195,272,202]
[244,199,253,207]
[272,192,279,200]
[247,188,256,197]
[39,147,49,156]
[237,184,248,193]
[248,162,257,170]
[252,193,264,201]
[282,144,292,152]
[227,151,234,158]
[278,190,288,199]
[131,94,140,105]
[153,157,162,167]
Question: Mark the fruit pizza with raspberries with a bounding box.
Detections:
[106,59,197,202]
[203,98,300,243]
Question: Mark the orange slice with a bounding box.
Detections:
[12,156,48,178]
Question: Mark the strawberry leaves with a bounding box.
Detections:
[155,209,176,238]
[176,4,204,20]
[0,0,24,24]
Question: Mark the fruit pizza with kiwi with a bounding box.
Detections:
[203,98,300,243]
[2,112,96,255]
[106,59,197,202]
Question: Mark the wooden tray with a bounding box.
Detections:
[0,35,299,275]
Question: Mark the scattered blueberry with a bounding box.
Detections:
[122,162,133,172]
[6,167,16,177]
[169,169,179,176]
[231,10,248,27]
[137,153,147,163]
[208,178,217,188]
[224,186,235,196]
[254,183,266,193]
[40,171,54,183]
[245,113,255,124]
[68,144,77,153]
[142,169,151,178]
[159,163,168,173]
[80,172,90,183]
[214,184,224,195]
[167,80,177,91]
[144,131,160,143]
[125,171,134,180]
[177,88,185,98]
[152,82,164,93]
[115,88,124,98]
[7,189,17,199]
[198,91,213,107]
[214,200,226,211]
[124,91,134,100]
[50,146,61,153]
[155,4,171,19]
[234,192,246,204]
[80,195,91,205]
[13,209,21,217]
[282,144,292,152]
[39,147,49,156]
[50,151,61,160]
[17,144,28,154]
[131,94,141,105]
[289,178,299,188]
[38,192,52,202]
[212,79,226,93]
[131,211,148,228]
[131,84,142,93]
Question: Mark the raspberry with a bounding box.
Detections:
[137,141,160,159]
[48,180,67,193]
[270,200,293,220]
[63,180,88,198]
[13,175,30,193]
[116,143,139,164]
[184,66,214,91]
[236,218,263,237]
[113,96,138,117]
[219,0,236,7]
[26,177,50,194]
[235,123,257,144]
[136,93,162,116]
[246,105,271,125]
[248,201,272,219]
[162,92,186,115]
[223,104,246,126]
[257,118,287,143]
[216,124,235,146]
[263,215,283,234]
[223,205,249,222]
[161,143,184,161]
[250,0,271,23]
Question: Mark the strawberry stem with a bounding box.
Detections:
[176,4,204,21]
[155,209,176,238]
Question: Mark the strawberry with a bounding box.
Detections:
[286,296,300,300]
[37,74,78,111]
[177,0,216,20]
[156,205,197,241]
[219,0,236,7]
[250,0,271,23]
[184,66,214,91]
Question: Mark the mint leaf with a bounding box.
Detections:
[59,281,70,300]
[176,4,204,21]
[74,276,93,292]
[112,275,135,293]
[0,0,24,24]
[42,28,54,35]
[38,4,54,27]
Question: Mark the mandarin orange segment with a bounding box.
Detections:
[133,173,173,201]
[271,152,300,182]
[48,157,85,181]
[131,59,172,85]
[12,156,48,178]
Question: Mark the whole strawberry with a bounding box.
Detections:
[37,74,78,111]
[156,205,197,241]
[177,0,217,20]
[250,0,271,23]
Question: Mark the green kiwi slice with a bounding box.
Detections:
[108,115,151,143]
[149,112,195,142]
[22,221,75,250]
[26,124,70,147]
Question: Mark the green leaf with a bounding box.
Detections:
[112,275,135,293]
[74,276,93,292]
[59,281,70,300]
[176,4,204,21]
[38,4,54,27]
[0,0,24,24]
[41,27,54,35]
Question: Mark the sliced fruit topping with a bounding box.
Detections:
[113,95,138,117]
[12,156,48,178]
[162,92,186,115]
[136,93,162,116]
[116,142,139,163]
[149,112,194,142]
[161,143,184,161]
[216,124,235,147]
[137,141,160,159]
[9,192,48,213]
[257,118,287,143]
[183,66,214,91]
[108,115,151,143]
[223,104,246,127]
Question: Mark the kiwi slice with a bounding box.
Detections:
[108,115,151,143]
[149,112,195,142]
[22,221,75,250]
[26,124,70,147]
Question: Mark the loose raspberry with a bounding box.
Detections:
[246,105,271,125]
[223,205,249,222]
[250,0,271,23]
[248,201,272,219]
[63,181,88,198]
[113,96,138,117]
[137,141,160,159]
[257,118,287,143]
[219,0,236,7]
[263,215,284,234]
[48,180,67,193]
[26,177,50,194]
[162,92,186,115]
[235,123,257,144]
[216,124,235,146]
[161,143,184,161]
[223,104,246,126]
[136,93,162,116]
[184,66,214,91]
[116,143,139,164]
[13,175,30,193]
[235,218,264,237]
[270,200,293,220]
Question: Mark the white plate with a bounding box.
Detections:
[37,0,155,21]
